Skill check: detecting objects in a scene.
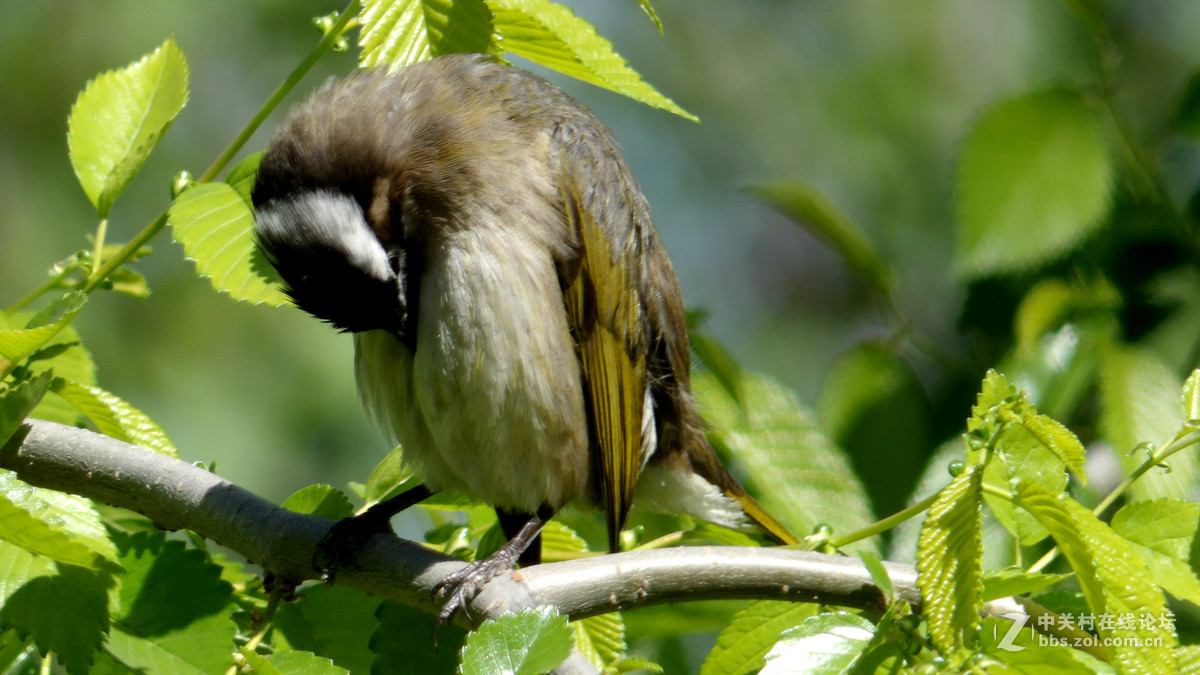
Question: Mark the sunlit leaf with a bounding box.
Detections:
[168,182,290,306]
[67,38,189,218]
[358,0,497,68]
[916,465,983,653]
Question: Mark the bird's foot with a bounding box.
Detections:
[432,548,521,635]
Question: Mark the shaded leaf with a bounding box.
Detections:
[371,601,466,673]
[168,182,290,306]
[276,583,381,674]
[1111,498,1200,607]
[747,182,892,295]
[0,372,53,446]
[981,566,1071,601]
[955,89,1113,277]
[67,38,189,218]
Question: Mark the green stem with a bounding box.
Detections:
[827,491,940,549]
[1027,430,1200,574]
[196,1,360,184]
[6,267,76,313]
[91,218,108,276]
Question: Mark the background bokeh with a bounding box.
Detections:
[3,0,1200,516]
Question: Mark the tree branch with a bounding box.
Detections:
[2,419,940,671]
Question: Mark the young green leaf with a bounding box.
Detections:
[701,601,818,675]
[955,89,1113,278]
[489,0,697,121]
[981,566,1071,601]
[759,614,876,675]
[0,292,87,362]
[0,469,119,571]
[458,606,573,675]
[1184,369,1200,421]
[225,151,263,207]
[364,445,415,507]
[978,617,1114,674]
[358,0,498,69]
[694,371,877,553]
[67,38,189,218]
[280,484,356,520]
[916,464,983,654]
[168,182,290,306]
[50,380,178,457]
[746,182,893,296]
[0,372,53,446]
[1013,481,1177,673]
[1111,499,1200,607]
[240,647,350,675]
[1100,346,1198,500]
[689,330,744,409]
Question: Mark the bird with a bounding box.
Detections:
[251,53,797,627]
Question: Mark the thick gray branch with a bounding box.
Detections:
[2,419,932,672]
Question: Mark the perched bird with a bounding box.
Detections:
[251,53,797,625]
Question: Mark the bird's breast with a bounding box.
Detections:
[354,227,592,512]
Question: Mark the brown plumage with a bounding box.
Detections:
[252,53,796,623]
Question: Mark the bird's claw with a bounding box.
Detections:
[431,551,519,642]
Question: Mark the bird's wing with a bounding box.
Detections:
[558,163,648,553]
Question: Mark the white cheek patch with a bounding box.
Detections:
[257,191,393,283]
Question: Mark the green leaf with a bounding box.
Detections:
[981,566,1072,601]
[239,647,350,675]
[701,601,818,675]
[746,182,892,296]
[689,330,744,409]
[67,38,189,218]
[168,182,290,306]
[859,551,894,600]
[1012,277,1119,355]
[1012,481,1177,674]
[0,469,120,571]
[275,583,382,674]
[51,380,178,457]
[280,485,356,520]
[0,292,87,362]
[1174,68,1200,140]
[955,89,1113,278]
[459,606,573,675]
[1184,369,1200,421]
[363,446,415,507]
[3,307,99,426]
[358,0,498,69]
[1100,346,1199,500]
[0,372,53,446]
[1017,413,1087,485]
[225,151,263,207]
[758,613,876,675]
[0,546,110,674]
[1111,499,1200,607]
[371,601,467,673]
[694,371,876,553]
[489,0,697,121]
[916,464,983,653]
[107,531,238,674]
[978,617,1115,674]
[817,341,931,517]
